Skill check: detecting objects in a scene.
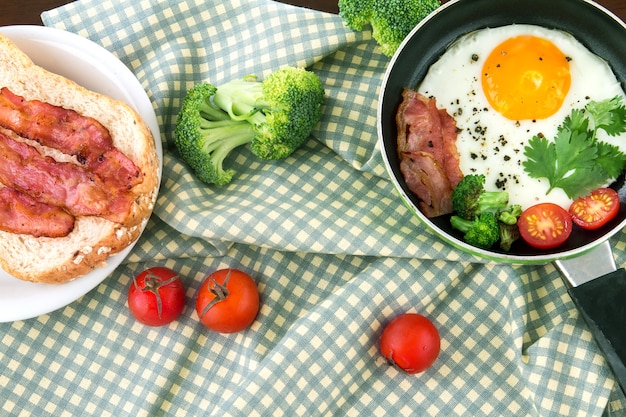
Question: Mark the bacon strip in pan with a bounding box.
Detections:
[396,89,463,217]
[400,151,454,217]
[0,87,142,190]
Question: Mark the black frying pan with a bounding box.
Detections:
[378,0,626,395]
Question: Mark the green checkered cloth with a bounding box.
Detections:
[1,0,624,415]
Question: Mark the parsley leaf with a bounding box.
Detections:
[596,141,626,178]
[553,128,597,176]
[563,108,589,133]
[523,135,555,180]
[523,96,626,199]
[552,166,609,198]
[586,96,626,136]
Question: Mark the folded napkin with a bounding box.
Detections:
[56,1,458,260]
[1,0,623,415]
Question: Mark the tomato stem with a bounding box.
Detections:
[199,269,232,318]
[134,270,180,319]
[385,350,397,367]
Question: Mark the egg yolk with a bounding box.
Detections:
[481,35,571,120]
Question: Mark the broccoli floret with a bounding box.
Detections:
[450,176,522,250]
[497,204,522,251]
[338,0,440,56]
[174,67,325,185]
[450,212,500,249]
[213,68,325,160]
[451,174,510,220]
[498,204,523,225]
[338,0,373,31]
[499,222,521,251]
[173,83,252,185]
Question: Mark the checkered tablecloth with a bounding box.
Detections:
[1,0,625,415]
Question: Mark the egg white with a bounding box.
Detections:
[417,24,626,210]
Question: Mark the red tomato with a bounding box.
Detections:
[379,313,440,374]
[517,203,572,249]
[569,188,620,230]
[195,268,259,333]
[127,267,186,326]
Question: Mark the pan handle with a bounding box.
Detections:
[555,242,626,396]
[568,269,626,396]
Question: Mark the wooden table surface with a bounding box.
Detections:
[1,0,625,25]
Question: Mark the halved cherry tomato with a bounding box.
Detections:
[517,203,572,249]
[569,188,620,230]
[128,266,186,326]
[195,268,259,333]
[379,313,441,374]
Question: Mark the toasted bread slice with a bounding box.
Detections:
[0,33,160,284]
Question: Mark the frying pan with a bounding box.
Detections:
[378,0,626,395]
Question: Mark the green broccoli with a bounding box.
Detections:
[337,0,373,32]
[498,204,523,225]
[451,174,510,220]
[449,176,523,250]
[174,67,325,186]
[498,222,521,252]
[497,204,522,250]
[450,212,500,250]
[338,0,440,56]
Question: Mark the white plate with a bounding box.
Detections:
[0,26,163,322]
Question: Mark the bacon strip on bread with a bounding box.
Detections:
[396,89,463,217]
[0,187,75,238]
[0,87,143,190]
[0,130,133,221]
[0,33,160,284]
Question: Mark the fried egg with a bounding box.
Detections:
[417,24,626,210]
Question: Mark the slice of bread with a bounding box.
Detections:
[0,34,160,284]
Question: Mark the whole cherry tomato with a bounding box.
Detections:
[379,313,441,374]
[569,187,620,230]
[127,266,186,326]
[195,268,259,333]
[517,203,573,249]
